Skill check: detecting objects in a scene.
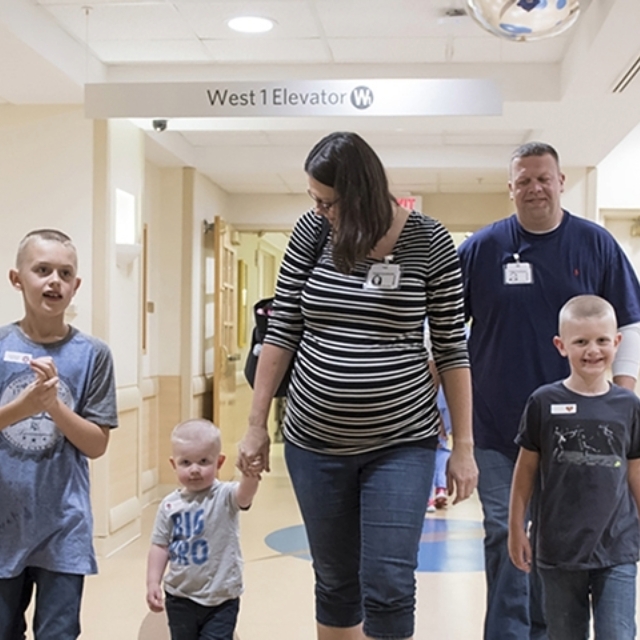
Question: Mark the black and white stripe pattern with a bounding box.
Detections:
[265,210,469,455]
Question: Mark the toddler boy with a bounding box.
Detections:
[146,419,260,640]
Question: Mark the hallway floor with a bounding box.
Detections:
[24,438,640,639]
[24,443,486,640]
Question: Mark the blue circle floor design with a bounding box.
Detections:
[265,517,485,572]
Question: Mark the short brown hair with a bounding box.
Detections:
[558,295,617,332]
[511,141,560,167]
[16,229,76,268]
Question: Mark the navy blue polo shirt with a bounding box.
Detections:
[458,211,640,459]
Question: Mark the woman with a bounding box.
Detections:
[238,132,477,640]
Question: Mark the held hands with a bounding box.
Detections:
[237,425,271,476]
[445,443,478,505]
[19,357,59,415]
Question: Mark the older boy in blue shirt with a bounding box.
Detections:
[0,229,117,640]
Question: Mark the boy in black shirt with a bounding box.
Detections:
[509,294,640,640]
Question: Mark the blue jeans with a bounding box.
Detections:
[164,594,239,640]
[285,441,435,640]
[0,567,84,640]
[540,564,637,640]
[475,447,547,640]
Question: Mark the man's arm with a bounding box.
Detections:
[508,448,539,573]
[613,323,640,390]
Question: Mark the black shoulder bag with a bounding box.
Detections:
[243,219,330,397]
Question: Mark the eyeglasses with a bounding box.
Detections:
[307,190,339,214]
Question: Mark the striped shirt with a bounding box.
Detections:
[265,209,469,455]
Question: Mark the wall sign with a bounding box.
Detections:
[85,79,501,118]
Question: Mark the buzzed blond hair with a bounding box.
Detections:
[171,418,222,453]
[16,229,77,269]
[558,295,617,333]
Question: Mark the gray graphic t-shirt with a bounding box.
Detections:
[0,323,118,578]
[152,480,243,607]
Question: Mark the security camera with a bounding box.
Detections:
[152,119,167,132]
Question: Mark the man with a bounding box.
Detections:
[458,142,640,640]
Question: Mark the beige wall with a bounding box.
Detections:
[0,106,94,328]
[420,192,512,231]
[598,121,640,211]
[227,191,513,233]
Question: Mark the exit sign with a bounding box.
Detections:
[397,195,422,211]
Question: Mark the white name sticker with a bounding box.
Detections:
[3,350,33,364]
[551,404,577,415]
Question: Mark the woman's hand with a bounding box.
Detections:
[237,425,271,476]
[446,442,478,505]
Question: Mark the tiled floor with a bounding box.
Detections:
[21,444,487,640]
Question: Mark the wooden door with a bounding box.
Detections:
[212,216,241,478]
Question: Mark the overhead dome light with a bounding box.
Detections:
[465,0,581,42]
[227,16,274,34]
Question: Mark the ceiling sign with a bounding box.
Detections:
[85,79,501,118]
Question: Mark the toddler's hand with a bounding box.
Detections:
[146,585,164,612]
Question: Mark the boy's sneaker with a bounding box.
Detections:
[426,499,436,513]
[434,487,448,509]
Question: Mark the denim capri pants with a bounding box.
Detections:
[285,440,435,640]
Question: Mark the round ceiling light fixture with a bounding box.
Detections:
[465,0,582,42]
[227,16,275,34]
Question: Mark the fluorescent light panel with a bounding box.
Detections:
[227,16,274,34]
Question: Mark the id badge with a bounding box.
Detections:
[364,262,401,290]
[504,262,533,285]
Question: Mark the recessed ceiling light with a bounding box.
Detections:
[227,16,274,34]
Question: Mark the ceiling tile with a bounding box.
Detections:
[387,168,438,184]
[37,0,163,4]
[203,38,330,63]
[442,131,528,146]
[362,133,445,147]
[90,40,211,63]
[44,3,196,41]
[316,0,475,38]
[328,37,447,64]
[180,130,272,146]
[452,37,502,63]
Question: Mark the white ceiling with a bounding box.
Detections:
[1,0,640,194]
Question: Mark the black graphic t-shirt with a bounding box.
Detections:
[517,381,640,570]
